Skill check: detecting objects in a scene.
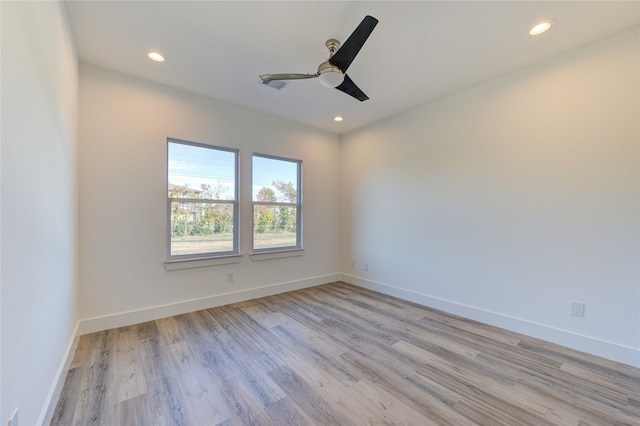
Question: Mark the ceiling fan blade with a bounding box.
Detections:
[335,74,369,102]
[329,15,378,73]
[260,73,318,82]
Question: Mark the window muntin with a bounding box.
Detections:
[252,154,302,251]
[168,139,238,259]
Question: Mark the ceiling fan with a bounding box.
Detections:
[259,15,379,102]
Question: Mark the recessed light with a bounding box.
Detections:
[529,20,554,36]
[147,51,165,62]
[333,115,344,122]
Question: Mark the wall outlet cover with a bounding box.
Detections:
[571,301,585,317]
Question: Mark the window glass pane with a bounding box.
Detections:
[253,205,297,249]
[252,156,298,203]
[170,202,234,255]
[169,142,235,200]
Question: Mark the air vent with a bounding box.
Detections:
[261,80,288,90]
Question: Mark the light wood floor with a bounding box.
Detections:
[52,282,640,425]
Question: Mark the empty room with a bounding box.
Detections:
[1,1,639,425]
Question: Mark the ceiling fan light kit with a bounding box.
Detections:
[259,15,378,101]
[318,61,344,88]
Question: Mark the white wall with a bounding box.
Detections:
[78,64,341,331]
[0,1,79,424]
[341,29,640,367]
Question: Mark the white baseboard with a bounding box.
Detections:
[38,321,80,426]
[78,274,340,335]
[339,273,640,368]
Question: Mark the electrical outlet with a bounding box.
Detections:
[226,272,234,283]
[364,262,369,271]
[8,408,18,426]
[571,301,585,317]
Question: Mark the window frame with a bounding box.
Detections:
[251,153,303,253]
[167,138,240,261]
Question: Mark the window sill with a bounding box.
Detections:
[163,254,244,271]
[250,248,304,261]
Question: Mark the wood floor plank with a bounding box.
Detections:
[517,376,638,426]
[237,300,292,329]
[263,396,315,426]
[135,321,188,426]
[113,393,154,426]
[267,365,355,425]
[50,366,82,425]
[195,312,287,409]
[163,341,229,425]
[398,341,556,426]
[349,378,443,425]
[338,350,474,425]
[198,347,270,425]
[267,346,390,425]
[269,324,361,386]
[52,282,640,425]
[113,326,148,404]
[182,310,284,423]
[73,330,115,425]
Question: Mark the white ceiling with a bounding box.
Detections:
[65,1,639,135]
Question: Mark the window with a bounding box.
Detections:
[252,154,302,252]
[167,139,238,259]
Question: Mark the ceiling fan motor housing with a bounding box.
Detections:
[325,39,341,56]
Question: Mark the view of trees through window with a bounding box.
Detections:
[168,141,302,258]
[168,140,238,257]
[253,155,301,250]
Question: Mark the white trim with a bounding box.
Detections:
[163,254,244,270]
[339,273,640,368]
[38,321,81,426]
[250,248,304,261]
[78,274,339,335]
